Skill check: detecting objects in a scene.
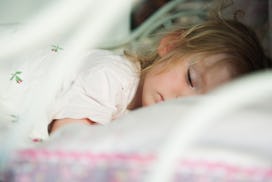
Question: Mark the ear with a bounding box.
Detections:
[158,33,180,57]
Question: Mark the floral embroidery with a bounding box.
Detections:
[51,45,63,52]
[32,138,43,143]
[10,71,23,84]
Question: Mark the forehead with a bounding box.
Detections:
[189,54,236,93]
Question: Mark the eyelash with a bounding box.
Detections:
[187,68,194,88]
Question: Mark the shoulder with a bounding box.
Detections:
[81,49,140,81]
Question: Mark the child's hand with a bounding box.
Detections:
[48,118,96,134]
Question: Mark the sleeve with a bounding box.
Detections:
[52,66,122,125]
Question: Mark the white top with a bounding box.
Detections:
[51,49,140,125]
[2,48,140,141]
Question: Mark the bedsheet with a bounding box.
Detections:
[1,90,272,181]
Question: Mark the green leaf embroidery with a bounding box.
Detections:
[51,45,63,52]
[10,114,19,123]
[10,71,23,84]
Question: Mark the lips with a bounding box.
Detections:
[156,93,164,103]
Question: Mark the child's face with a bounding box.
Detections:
[141,54,234,106]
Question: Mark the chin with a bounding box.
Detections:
[144,101,156,107]
[142,100,151,107]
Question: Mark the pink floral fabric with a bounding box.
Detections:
[2,149,272,182]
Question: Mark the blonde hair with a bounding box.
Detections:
[124,9,271,77]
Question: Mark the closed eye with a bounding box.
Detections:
[187,68,194,88]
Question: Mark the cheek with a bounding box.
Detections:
[145,70,165,87]
[160,72,187,93]
[205,67,233,91]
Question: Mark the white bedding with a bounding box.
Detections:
[1,83,272,181]
[0,0,272,181]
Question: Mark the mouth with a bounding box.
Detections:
[157,92,164,103]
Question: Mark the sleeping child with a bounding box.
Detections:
[3,3,270,141]
[47,13,271,136]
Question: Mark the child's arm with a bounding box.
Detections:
[48,118,96,134]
